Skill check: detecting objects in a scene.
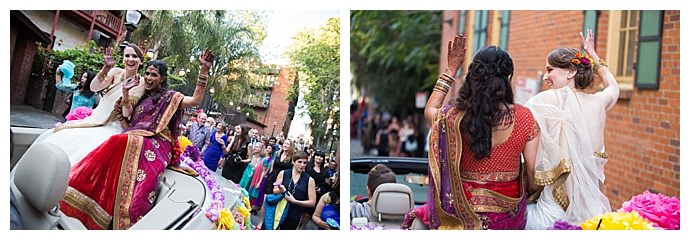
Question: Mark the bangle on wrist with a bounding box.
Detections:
[592,59,608,72]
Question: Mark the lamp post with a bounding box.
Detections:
[205,87,214,113]
[329,128,338,153]
[119,10,143,54]
[271,121,277,137]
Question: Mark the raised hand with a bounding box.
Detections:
[446,35,467,75]
[199,48,215,70]
[580,29,596,54]
[123,75,140,92]
[103,47,116,69]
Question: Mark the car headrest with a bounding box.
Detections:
[369,183,414,221]
[14,143,71,212]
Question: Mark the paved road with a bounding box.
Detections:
[10,105,64,129]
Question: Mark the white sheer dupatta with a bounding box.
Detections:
[524,87,611,229]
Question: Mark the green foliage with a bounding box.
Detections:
[131,10,266,109]
[34,41,122,84]
[240,107,256,120]
[286,17,340,146]
[351,11,442,116]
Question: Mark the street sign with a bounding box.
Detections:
[415,92,427,109]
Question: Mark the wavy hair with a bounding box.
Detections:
[547,48,594,89]
[455,46,515,160]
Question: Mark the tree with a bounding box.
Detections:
[131,10,267,111]
[350,11,442,116]
[286,17,340,149]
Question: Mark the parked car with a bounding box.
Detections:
[10,126,243,230]
[350,156,428,229]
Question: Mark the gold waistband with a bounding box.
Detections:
[594,152,608,159]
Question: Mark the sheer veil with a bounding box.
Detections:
[524,87,610,229]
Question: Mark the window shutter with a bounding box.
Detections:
[473,10,488,54]
[635,10,664,89]
[499,10,510,49]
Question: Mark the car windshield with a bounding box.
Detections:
[350,171,428,205]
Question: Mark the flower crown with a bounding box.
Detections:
[571,52,593,66]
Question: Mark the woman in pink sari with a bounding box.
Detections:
[59,50,215,230]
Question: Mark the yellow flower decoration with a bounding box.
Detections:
[571,58,581,65]
[216,208,236,230]
[580,211,654,230]
[178,136,193,152]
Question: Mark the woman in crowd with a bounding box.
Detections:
[273,151,317,230]
[249,144,274,206]
[305,150,331,219]
[524,29,618,229]
[202,122,228,171]
[220,124,249,183]
[240,141,263,190]
[312,171,339,230]
[55,68,98,114]
[60,50,215,229]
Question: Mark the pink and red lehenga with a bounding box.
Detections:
[403,104,538,230]
[60,90,184,230]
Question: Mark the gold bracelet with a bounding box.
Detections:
[593,59,608,72]
[97,71,108,81]
[436,81,452,90]
[433,85,449,95]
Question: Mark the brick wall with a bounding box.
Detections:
[263,66,297,138]
[10,34,36,105]
[441,10,680,208]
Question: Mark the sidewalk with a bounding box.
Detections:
[10,105,64,129]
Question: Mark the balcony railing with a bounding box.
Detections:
[78,10,122,33]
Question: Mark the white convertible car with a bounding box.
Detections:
[10,126,243,230]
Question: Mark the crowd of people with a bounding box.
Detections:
[180,109,341,230]
[354,106,424,158]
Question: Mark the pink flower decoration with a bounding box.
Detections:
[65,106,93,121]
[618,190,680,230]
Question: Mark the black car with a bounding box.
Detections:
[350,156,429,206]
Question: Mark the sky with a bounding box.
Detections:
[259,10,340,65]
[258,10,340,140]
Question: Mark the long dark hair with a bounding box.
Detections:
[231,125,249,151]
[456,46,515,160]
[329,172,340,211]
[547,48,594,90]
[78,70,96,98]
[142,60,169,103]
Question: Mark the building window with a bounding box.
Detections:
[473,10,489,54]
[489,10,510,50]
[606,10,663,90]
[606,10,639,86]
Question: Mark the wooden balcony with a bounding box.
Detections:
[63,10,124,39]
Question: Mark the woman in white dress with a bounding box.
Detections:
[524,29,619,229]
[33,44,146,166]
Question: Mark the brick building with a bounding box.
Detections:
[235,65,298,138]
[440,10,680,208]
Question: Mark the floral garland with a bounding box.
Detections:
[180,145,251,230]
[547,220,581,230]
[571,52,593,66]
[350,225,403,230]
[618,190,680,230]
[65,106,93,121]
[581,211,654,230]
[547,190,678,230]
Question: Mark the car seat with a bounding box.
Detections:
[11,142,85,230]
[368,183,414,229]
